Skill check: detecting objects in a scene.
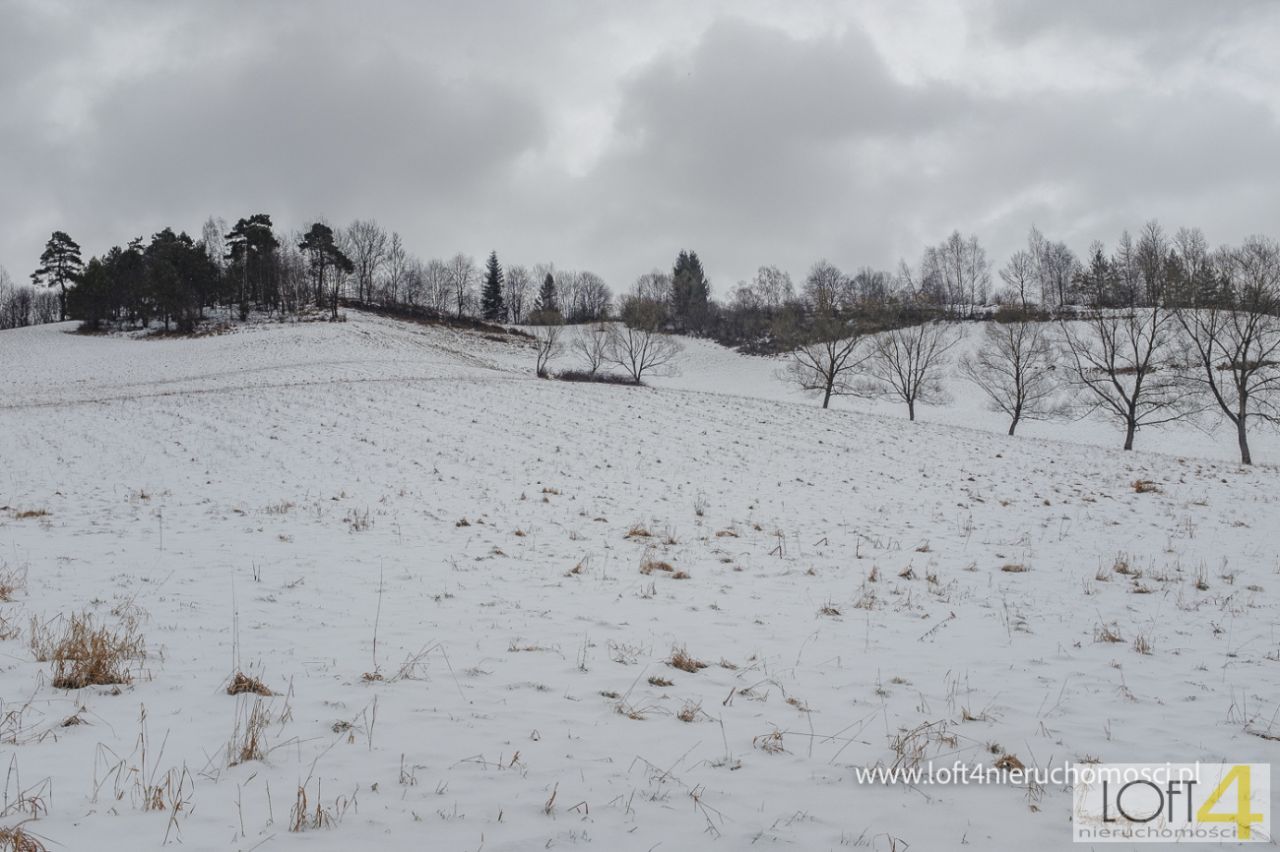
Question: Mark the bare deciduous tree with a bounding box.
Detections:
[784,319,867,409]
[383,232,408,304]
[505,264,532,324]
[857,321,959,420]
[533,322,563,378]
[345,219,389,303]
[607,299,681,383]
[1060,307,1189,450]
[448,253,476,318]
[1175,236,1280,464]
[959,321,1060,435]
[572,323,611,376]
[999,250,1036,309]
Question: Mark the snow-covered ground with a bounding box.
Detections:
[1,312,1277,851]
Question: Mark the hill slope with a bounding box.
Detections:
[1,313,1277,850]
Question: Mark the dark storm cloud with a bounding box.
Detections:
[1,0,1278,294]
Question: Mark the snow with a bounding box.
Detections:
[1,311,1277,850]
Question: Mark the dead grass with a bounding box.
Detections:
[999,563,1029,574]
[647,675,673,687]
[9,509,50,520]
[677,700,701,723]
[1094,623,1124,644]
[818,602,841,617]
[0,563,27,601]
[753,729,785,754]
[1133,633,1154,655]
[0,824,49,852]
[625,524,652,539]
[227,672,273,696]
[667,646,708,673]
[228,698,271,765]
[31,612,145,689]
[639,556,674,575]
[994,753,1026,772]
[1132,479,1161,494]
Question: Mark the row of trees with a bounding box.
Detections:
[23,215,618,332]
[784,235,1280,464]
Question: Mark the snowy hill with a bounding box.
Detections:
[1,312,1277,850]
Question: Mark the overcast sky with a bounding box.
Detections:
[2,0,1278,293]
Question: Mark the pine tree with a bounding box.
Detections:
[32,231,84,321]
[225,214,279,315]
[481,250,506,321]
[299,223,354,319]
[535,272,558,314]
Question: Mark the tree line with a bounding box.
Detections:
[3,215,617,333]
[780,224,1280,465]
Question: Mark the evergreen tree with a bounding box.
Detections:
[299,223,354,319]
[32,231,84,320]
[670,249,710,332]
[67,257,112,330]
[535,272,558,314]
[225,214,280,316]
[481,250,506,321]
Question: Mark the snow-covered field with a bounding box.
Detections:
[1,312,1278,851]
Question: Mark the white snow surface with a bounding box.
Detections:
[1,311,1277,851]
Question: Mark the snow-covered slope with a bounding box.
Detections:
[1,313,1277,851]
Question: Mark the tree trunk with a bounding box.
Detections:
[1123,419,1136,451]
[907,399,915,421]
[1237,417,1252,465]
[821,385,832,409]
[1008,416,1018,436]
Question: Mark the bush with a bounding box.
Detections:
[555,369,639,386]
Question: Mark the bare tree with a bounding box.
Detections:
[532,322,564,377]
[345,219,389,303]
[421,258,451,315]
[572,323,611,376]
[999,250,1036,309]
[921,232,990,312]
[1059,306,1189,450]
[607,299,682,383]
[505,264,532,323]
[959,321,1060,434]
[448,253,476,318]
[803,260,845,316]
[784,319,868,408]
[1175,236,1280,464]
[384,232,408,304]
[857,321,959,420]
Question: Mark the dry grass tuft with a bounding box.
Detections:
[667,646,708,673]
[647,675,673,688]
[818,603,841,617]
[1132,479,1161,494]
[625,524,652,539]
[1000,563,1029,574]
[227,672,273,696]
[0,563,27,602]
[0,824,49,852]
[639,555,674,575]
[1094,623,1124,644]
[677,700,701,723]
[10,508,50,520]
[1132,633,1154,655]
[753,729,785,754]
[994,753,1026,772]
[32,612,145,689]
[671,570,691,580]
[228,698,271,765]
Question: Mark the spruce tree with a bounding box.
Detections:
[670,249,709,332]
[32,231,84,321]
[481,250,506,321]
[535,272,558,314]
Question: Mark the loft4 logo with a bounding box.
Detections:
[1073,763,1271,843]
